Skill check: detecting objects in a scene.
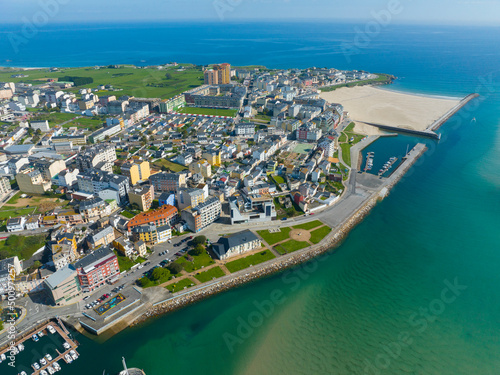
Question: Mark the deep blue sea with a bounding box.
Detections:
[1,22,500,375]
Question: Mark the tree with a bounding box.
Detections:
[151,267,169,282]
[165,73,172,80]
[192,236,206,246]
[191,244,205,256]
[167,262,183,274]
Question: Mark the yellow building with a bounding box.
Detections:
[122,159,151,185]
[202,151,221,167]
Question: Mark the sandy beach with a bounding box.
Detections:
[320,86,461,135]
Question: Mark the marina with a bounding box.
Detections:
[0,320,79,375]
[378,157,399,177]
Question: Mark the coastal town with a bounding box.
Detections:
[0,63,473,374]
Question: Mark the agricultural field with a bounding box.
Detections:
[0,64,205,99]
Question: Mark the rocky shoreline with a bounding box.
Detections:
[131,144,428,327]
[131,194,379,326]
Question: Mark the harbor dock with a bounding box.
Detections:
[0,319,79,375]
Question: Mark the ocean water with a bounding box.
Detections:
[2,22,500,375]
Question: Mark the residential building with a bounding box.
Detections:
[87,225,115,249]
[0,177,12,198]
[0,256,22,296]
[8,157,29,175]
[16,167,51,194]
[177,188,206,210]
[51,168,79,188]
[44,265,81,306]
[235,123,256,137]
[121,159,151,185]
[31,157,66,180]
[75,144,117,174]
[79,197,111,221]
[6,217,26,232]
[127,205,178,231]
[159,95,186,113]
[158,192,176,207]
[131,224,171,245]
[89,123,121,143]
[202,150,221,166]
[149,172,186,193]
[25,215,40,230]
[181,196,221,233]
[212,230,262,260]
[77,168,130,205]
[74,246,120,292]
[30,120,50,132]
[113,236,135,258]
[189,160,212,178]
[134,240,147,257]
[128,185,154,211]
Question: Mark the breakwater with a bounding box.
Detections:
[132,143,428,325]
[428,93,479,131]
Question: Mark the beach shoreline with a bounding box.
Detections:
[319,85,465,136]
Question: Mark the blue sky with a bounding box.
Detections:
[2,0,500,25]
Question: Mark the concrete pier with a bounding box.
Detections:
[428,93,479,131]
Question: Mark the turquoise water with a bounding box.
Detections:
[2,22,500,374]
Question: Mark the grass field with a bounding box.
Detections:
[175,250,215,273]
[274,240,310,255]
[310,226,333,244]
[273,175,285,184]
[194,266,225,283]
[0,235,47,260]
[293,220,324,231]
[153,159,188,172]
[0,65,205,99]
[166,278,195,293]
[114,252,145,272]
[29,112,106,131]
[257,227,292,246]
[226,250,276,273]
[177,107,238,117]
[321,73,394,92]
[0,207,36,219]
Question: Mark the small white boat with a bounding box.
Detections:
[70,350,78,360]
[38,331,45,337]
[63,342,71,350]
[47,325,56,334]
[53,361,61,371]
[2,353,8,361]
[47,366,55,374]
[32,334,39,342]
[19,371,28,375]
[64,354,73,363]
[17,343,25,351]
[41,370,48,375]
[45,353,53,361]
[40,357,47,366]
